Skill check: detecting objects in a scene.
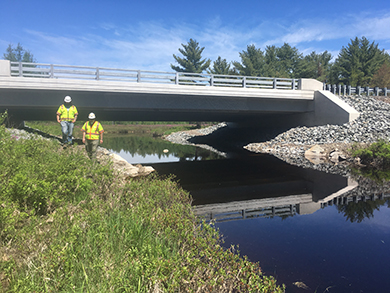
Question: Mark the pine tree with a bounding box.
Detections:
[232,44,265,76]
[331,37,385,86]
[171,39,211,73]
[276,43,303,78]
[208,56,232,75]
[263,45,279,77]
[3,43,36,63]
[298,51,332,82]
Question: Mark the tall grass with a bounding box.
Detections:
[1,115,284,292]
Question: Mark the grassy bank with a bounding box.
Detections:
[1,118,284,292]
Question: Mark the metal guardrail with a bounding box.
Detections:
[10,61,299,90]
[324,83,389,96]
[198,193,390,223]
[320,193,390,209]
[197,204,297,223]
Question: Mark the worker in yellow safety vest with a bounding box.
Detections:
[81,112,104,160]
[56,95,78,144]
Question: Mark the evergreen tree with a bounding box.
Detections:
[276,43,303,78]
[263,45,280,77]
[208,56,232,75]
[171,39,211,73]
[331,37,385,86]
[232,44,265,76]
[3,43,36,63]
[298,51,332,82]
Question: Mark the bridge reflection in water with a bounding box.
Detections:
[150,153,359,222]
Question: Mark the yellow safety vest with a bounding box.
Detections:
[57,105,78,121]
[82,121,104,140]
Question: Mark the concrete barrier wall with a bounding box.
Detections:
[0,60,10,77]
[298,78,323,91]
[312,90,359,125]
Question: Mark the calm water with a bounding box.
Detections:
[103,134,390,293]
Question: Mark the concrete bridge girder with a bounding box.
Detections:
[0,64,359,127]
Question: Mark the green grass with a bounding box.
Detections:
[1,115,284,292]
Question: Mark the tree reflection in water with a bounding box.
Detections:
[337,198,390,223]
[102,134,223,161]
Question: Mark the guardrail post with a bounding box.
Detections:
[384,87,388,96]
[342,85,346,96]
[375,87,379,96]
[242,76,246,88]
[338,84,341,95]
[292,79,296,90]
[347,85,351,95]
[96,67,100,80]
[175,72,179,85]
[365,86,370,96]
[210,75,214,86]
[332,84,336,94]
[137,70,141,82]
[18,62,23,77]
[50,64,54,78]
[357,86,361,96]
[273,78,277,89]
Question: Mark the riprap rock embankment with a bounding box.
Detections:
[245,95,390,175]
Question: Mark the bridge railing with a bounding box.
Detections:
[197,204,297,223]
[10,61,299,90]
[323,83,389,96]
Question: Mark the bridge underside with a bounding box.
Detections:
[0,88,313,124]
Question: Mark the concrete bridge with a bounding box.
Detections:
[0,60,359,128]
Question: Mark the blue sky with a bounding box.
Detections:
[1,0,390,72]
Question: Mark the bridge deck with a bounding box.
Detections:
[0,60,359,126]
[0,76,315,122]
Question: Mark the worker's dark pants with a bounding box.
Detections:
[85,139,99,160]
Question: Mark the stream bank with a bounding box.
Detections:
[165,95,390,177]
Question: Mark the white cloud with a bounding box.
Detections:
[11,10,390,72]
[353,13,390,41]
[266,12,390,50]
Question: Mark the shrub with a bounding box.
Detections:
[351,139,390,168]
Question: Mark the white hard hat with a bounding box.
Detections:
[88,112,96,119]
[64,96,72,103]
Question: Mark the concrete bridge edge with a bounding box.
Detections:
[310,90,360,126]
[299,78,360,126]
[0,60,11,77]
[0,61,360,128]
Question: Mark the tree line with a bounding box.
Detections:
[4,37,390,88]
[171,37,390,88]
